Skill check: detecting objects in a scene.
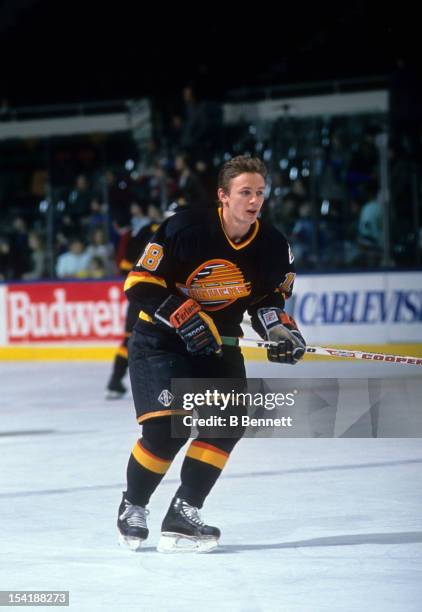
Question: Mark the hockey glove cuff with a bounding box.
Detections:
[155,295,222,356]
[251,307,306,364]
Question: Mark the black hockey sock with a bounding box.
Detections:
[176,438,239,509]
[126,439,173,507]
[126,417,189,507]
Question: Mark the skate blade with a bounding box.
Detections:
[105,390,126,400]
[157,532,219,554]
[118,532,145,551]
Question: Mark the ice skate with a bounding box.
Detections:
[106,380,127,400]
[157,497,220,553]
[117,493,149,551]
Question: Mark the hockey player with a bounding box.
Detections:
[106,205,161,398]
[117,156,306,552]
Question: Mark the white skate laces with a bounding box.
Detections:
[117,497,150,551]
[156,498,220,553]
[181,501,205,526]
[120,500,149,529]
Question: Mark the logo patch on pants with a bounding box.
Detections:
[158,389,174,407]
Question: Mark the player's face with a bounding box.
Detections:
[219,173,266,227]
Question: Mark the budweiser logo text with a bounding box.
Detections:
[7,284,126,342]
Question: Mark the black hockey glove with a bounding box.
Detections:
[154,295,222,356]
[251,308,306,364]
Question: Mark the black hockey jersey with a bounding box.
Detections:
[119,222,160,275]
[124,208,296,337]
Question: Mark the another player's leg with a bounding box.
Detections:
[106,302,139,399]
[106,341,129,399]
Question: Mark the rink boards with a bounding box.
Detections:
[0,271,421,361]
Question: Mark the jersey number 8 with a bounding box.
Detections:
[139,243,164,271]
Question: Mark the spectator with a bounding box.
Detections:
[180,84,223,163]
[0,236,14,281]
[85,227,115,276]
[194,159,217,208]
[166,114,183,155]
[357,182,382,265]
[55,211,79,253]
[343,199,362,266]
[129,201,150,235]
[84,197,108,234]
[174,152,209,209]
[22,232,48,280]
[9,215,31,278]
[291,201,329,267]
[146,203,163,223]
[103,169,133,230]
[271,192,300,236]
[67,174,93,222]
[85,256,107,279]
[56,237,90,278]
[347,130,378,199]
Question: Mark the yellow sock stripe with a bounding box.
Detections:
[117,346,128,359]
[186,440,229,470]
[131,441,172,475]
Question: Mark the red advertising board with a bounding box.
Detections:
[6,281,127,343]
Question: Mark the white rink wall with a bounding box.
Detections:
[291,271,422,344]
[243,270,422,346]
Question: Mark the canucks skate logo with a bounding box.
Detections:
[158,389,174,407]
[176,259,251,311]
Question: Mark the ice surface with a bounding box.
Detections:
[0,359,421,612]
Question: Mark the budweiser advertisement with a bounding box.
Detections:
[2,281,127,344]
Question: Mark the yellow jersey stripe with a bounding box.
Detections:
[124,272,167,291]
[119,259,134,271]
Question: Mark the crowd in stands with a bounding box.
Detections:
[1,83,421,282]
